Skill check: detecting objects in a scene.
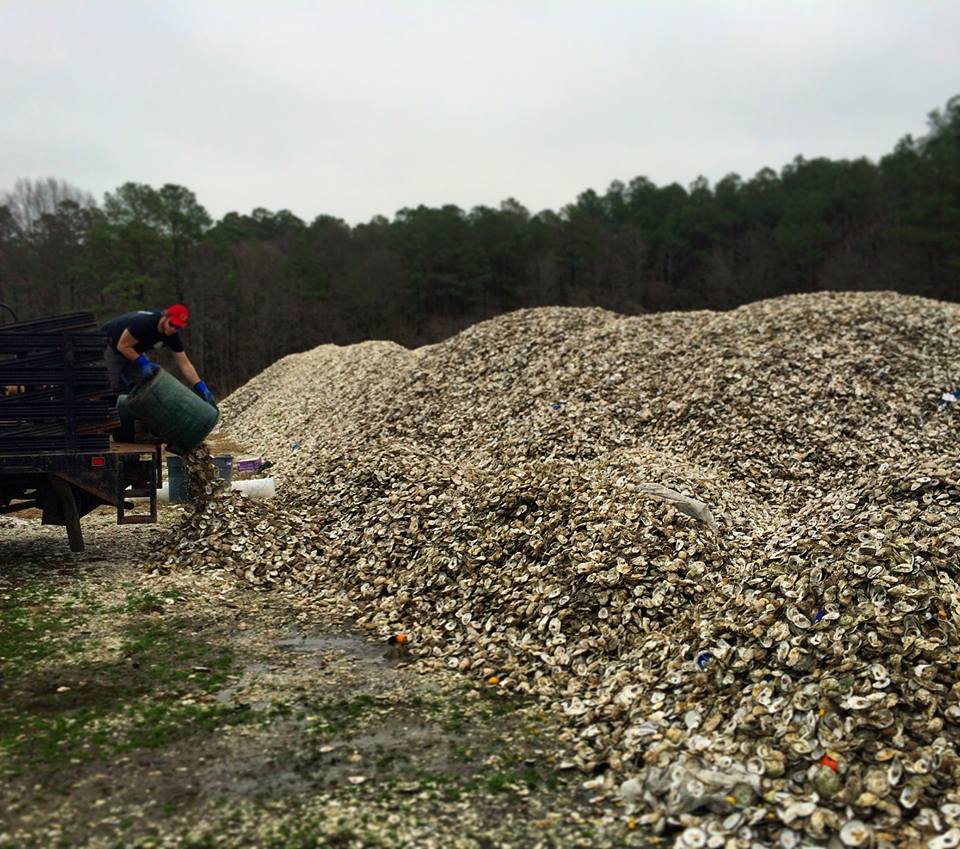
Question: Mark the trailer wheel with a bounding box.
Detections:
[48,476,84,553]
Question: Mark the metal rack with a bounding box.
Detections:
[0,311,161,551]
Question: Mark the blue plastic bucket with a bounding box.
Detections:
[213,455,233,483]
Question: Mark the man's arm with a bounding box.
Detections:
[116,329,141,362]
[118,329,158,377]
[173,351,201,386]
[173,351,215,404]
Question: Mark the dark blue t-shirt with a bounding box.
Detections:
[100,310,184,354]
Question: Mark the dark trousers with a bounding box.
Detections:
[103,346,141,394]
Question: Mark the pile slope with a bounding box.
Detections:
[173,291,960,847]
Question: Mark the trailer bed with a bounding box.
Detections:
[0,438,163,552]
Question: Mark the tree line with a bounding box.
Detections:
[1,96,958,396]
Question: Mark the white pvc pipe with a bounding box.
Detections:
[230,478,276,499]
[157,476,276,503]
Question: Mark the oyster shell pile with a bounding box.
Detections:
[167,291,960,846]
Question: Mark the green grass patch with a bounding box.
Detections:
[465,764,563,795]
[302,694,379,734]
[114,586,184,614]
[0,581,75,675]
[0,591,247,778]
[121,617,234,690]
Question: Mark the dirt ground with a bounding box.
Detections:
[0,506,639,849]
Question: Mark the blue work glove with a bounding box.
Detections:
[135,354,158,378]
[193,380,216,405]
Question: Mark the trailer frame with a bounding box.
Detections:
[0,440,163,552]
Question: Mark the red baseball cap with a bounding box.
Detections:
[165,304,189,328]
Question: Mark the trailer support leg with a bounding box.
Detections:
[49,475,84,552]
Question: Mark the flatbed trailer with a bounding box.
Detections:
[0,440,162,552]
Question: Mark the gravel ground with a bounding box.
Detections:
[0,508,639,849]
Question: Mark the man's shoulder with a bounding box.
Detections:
[166,331,185,353]
[107,309,158,325]
[127,310,161,327]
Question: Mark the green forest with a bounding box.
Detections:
[1,95,958,397]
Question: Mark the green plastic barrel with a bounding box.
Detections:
[125,368,219,454]
[115,394,136,442]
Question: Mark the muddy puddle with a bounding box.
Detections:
[273,631,396,665]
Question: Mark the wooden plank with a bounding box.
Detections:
[109,440,163,454]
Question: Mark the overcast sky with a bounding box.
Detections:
[2,1,958,225]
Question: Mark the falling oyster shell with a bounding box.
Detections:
[806,809,834,840]
[619,778,643,803]
[778,829,799,849]
[901,784,923,809]
[779,801,817,824]
[723,812,745,831]
[680,826,707,849]
[840,820,873,847]
[929,829,960,849]
[865,768,892,797]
